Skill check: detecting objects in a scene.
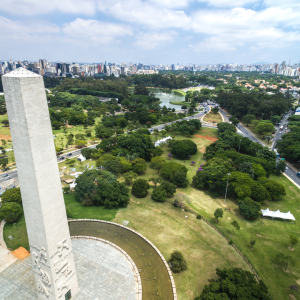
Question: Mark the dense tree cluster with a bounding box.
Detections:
[193,123,285,218]
[171,140,197,159]
[160,161,189,187]
[217,88,292,120]
[195,268,271,300]
[97,132,155,161]
[168,251,187,273]
[277,115,300,161]
[74,169,130,208]
[131,74,188,89]
[0,187,23,223]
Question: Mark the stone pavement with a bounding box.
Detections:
[0,238,136,300]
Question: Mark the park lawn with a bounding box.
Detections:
[64,193,118,220]
[173,89,187,96]
[3,192,117,251]
[203,112,223,124]
[0,114,13,150]
[181,174,300,300]
[3,214,29,250]
[169,101,191,107]
[113,192,251,300]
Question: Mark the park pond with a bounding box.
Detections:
[150,88,185,110]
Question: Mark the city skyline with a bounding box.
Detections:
[0,0,299,64]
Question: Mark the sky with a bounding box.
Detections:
[0,0,300,65]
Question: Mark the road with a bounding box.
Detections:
[0,105,213,185]
[219,107,300,188]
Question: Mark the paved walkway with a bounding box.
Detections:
[0,239,136,300]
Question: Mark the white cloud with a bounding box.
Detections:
[62,18,133,43]
[148,0,192,8]
[197,0,259,8]
[0,16,59,34]
[0,0,96,16]
[97,0,191,29]
[134,31,178,49]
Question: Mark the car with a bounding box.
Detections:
[67,153,72,156]
[2,174,8,178]
[279,132,282,134]
[60,157,65,160]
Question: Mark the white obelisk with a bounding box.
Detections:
[2,68,78,300]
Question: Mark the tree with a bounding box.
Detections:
[265,134,273,144]
[1,119,9,127]
[275,252,295,271]
[161,129,167,137]
[242,114,255,126]
[134,85,149,96]
[103,159,124,175]
[63,186,70,194]
[132,157,147,174]
[1,139,6,146]
[151,147,163,157]
[151,186,167,202]
[231,220,240,236]
[170,170,189,187]
[290,234,298,249]
[255,121,274,136]
[75,169,117,205]
[150,156,166,174]
[168,251,187,273]
[211,107,219,114]
[95,181,130,208]
[250,239,256,249]
[270,115,281,125]
[0,157,8,170]
[195,267,271,300]
[116,117,128,128]
[171,140,197,159]
[148,177,162,188]
[75,140,86,149]
[214,208,223,223]
[239,162,254,179]
[160,181,177,197]
[161,162,188,181]
[123,171,138,185]
[52,120,62,130]
[275,160,286,175]
[1,188,22,205]
[131,179,150,198]
[0,202,23,223]
[229,116,239,126]
[217,122,236,134]
[239,197,261,220]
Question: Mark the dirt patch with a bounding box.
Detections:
[289,294,296,300]
[289,247,295,251]
[12,247,30,259]
[130,199,140,204]
[199,147,206,153]
[148,207,161,213]
[194,135,218,142]
[0,134,11,140]
[256,234,263,237]
[296,279,300,285]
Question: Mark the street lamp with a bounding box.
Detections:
[224,173,231,205]
[238,139,242,153]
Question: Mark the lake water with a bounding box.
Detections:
[150,88,185,110]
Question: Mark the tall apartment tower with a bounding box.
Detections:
[1,68,78,300]
[39,59,47,70]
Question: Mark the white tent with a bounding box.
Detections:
[155,136,172,147]
[77,154,86,162]
[261,208,295,221]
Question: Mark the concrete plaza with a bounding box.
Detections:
[0,239,137,300]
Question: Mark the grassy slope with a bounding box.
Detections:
[203,112,223,124]
[182,171,300,300]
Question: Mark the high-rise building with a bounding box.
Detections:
[39,59,47,70]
